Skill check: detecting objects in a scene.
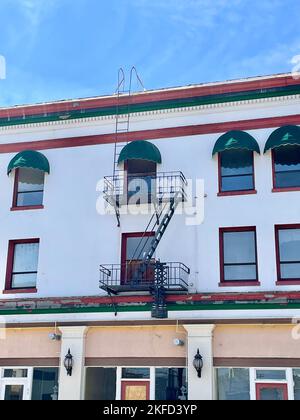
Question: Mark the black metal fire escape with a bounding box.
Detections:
[100,69,189,319]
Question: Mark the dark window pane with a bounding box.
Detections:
[224,265,257,281]
[256,370,286,380]
[155,368,188,401]
[85,368,117,400]
[3,369,28,378]
[293,369,300,400]
[17,168,44,207]
[259,386,285,401]
[122,368,150,379]
[32,368,59,401]
[224,232,256,264]
[217,368,250,400]
[220,150,254,192]
[4,385,24,401]
[274,146,300,188]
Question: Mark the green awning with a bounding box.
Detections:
[7,150,50,175]
[264,125,300,153]
[118,140,162,165]
[212,130,261,156]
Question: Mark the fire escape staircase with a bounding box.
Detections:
[100,68,190,318]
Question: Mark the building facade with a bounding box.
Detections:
[0,73,300,400]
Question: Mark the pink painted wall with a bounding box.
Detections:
[214,325,300,358]
[86,326,187,358]
[0,329,61,359]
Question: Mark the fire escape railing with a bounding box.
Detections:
[103,171,187,207]
[100,261,190,294]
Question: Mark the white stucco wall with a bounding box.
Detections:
[0,96,299,299]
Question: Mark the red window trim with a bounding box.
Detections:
[121,381,150,401]
[256,383,288,401]
[219,226,260,287]
[275,224,300,284]
[272,149,300,193]
[218,151,256,197]
[11,168,45,211]
[4,238,40,293]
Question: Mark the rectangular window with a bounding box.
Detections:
[122,368,150,379]
[256,370,286,381]
[3,369,28,379]
[293,369,300,400]
[155,368,188,401]
[13,168,44,208]
[220,227,258,285]
[121,233,155,286]
[5,239,40,291]
[217,368,250,400]
[276,225,300,282]
[273,146,300,189]
[31,368,59,401]
[85,368,116,401]
[219,150,255,193]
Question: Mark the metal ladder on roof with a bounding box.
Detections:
[112,67,145,226]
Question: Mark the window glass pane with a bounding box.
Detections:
[3,369,28,378]
[11,273,37,289]
[217,368,250,400]
[155,368,188,401]
[85,368,116,400]
[221,175,254,192]
[293,369,300,400]
[4,385,24,401]
[220,150,254,192]
[279,229,300,262]
[224,265,257,281]
[122,368,150,379]
[32,368,59,401]
[256,370,286,380]
[280,263,300,279]
[224,231,256,264]
[17,191,44,207]
[13,243,39,273]
[18,168,44,193]
[274,146,300,188]
[259,386,285,400]
[221,150,253,176]
[126,237,153,261]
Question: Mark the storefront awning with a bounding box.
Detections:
[264,125,300,153]
[118,141,162,165]
[212,130,261,156]
[7,150,50,175]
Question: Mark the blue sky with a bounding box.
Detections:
[0,0,299,107]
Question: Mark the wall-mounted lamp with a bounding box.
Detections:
[64,349,74,376]
[193,349,203,378]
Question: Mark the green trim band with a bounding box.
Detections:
[1,301,300,316]
[1,85,300,128]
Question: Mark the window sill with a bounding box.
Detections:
[218,190,257,197]
[11,205,44,212]
[3,288,37,295]
[219,281,261,287]
[276,281,300,286]
[272,187,300,193]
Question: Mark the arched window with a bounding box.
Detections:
[118,140,162,204]
[213,131,260,195]
[264,126,300,191]
[7,150,50,210]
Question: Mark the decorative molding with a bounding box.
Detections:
[0,94,299,132]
